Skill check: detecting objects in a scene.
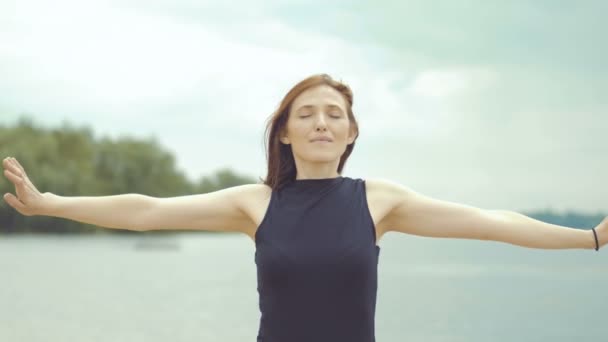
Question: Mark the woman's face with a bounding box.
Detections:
[281,85,356,176]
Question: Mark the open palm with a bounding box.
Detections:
[2,157,47,216]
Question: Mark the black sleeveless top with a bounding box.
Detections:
[254,176,381,342]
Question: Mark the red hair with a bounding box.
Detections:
[260,73,360,191]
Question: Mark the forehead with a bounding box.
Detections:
[291,85,346,109]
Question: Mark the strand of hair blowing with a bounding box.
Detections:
[260,73,360,191]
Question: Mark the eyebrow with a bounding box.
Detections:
[295,104,344,112]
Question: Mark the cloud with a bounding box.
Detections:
[408,67,498,98]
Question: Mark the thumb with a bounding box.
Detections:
[4,193,28,214]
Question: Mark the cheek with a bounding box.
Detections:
[288,122,310,138]
[336,123,352,138]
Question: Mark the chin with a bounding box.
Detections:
[294,150,335,161]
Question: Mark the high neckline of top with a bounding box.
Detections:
[292,176,344,182]
[287,175,345,188]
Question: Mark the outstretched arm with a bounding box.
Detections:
[2,156,254,233]
[374,178,605,250]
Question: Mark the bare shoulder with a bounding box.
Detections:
[363,177,407,206]
[235,183,273,242]
[232,183,272,201]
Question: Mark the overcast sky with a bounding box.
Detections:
[1,0,606,213]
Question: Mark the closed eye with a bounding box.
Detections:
[299,114,342,118]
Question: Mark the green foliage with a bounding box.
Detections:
[0,115,256,233]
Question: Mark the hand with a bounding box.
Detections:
[2,157,48,216]
[594,216,608,250]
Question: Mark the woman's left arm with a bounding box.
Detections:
[375,179,606,250]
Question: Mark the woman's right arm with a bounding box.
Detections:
[3,156,256,233]
[43,193,155,231]
[43,186,257,232]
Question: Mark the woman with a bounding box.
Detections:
[2,73,606,342]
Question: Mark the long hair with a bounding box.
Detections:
[260,73,360,191]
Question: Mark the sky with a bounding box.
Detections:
[0,0,606,213]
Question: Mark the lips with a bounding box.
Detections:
[311,137,333,142]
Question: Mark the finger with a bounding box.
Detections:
[3,162,21,177]
[2,158,14,172]
[3,193,27,212]
[10,158,26,175]
[3,169,23,185]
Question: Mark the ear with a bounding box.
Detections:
[280,133,290,145]
[347,126,357,145]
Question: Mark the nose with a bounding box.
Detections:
[314,115,328,131]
